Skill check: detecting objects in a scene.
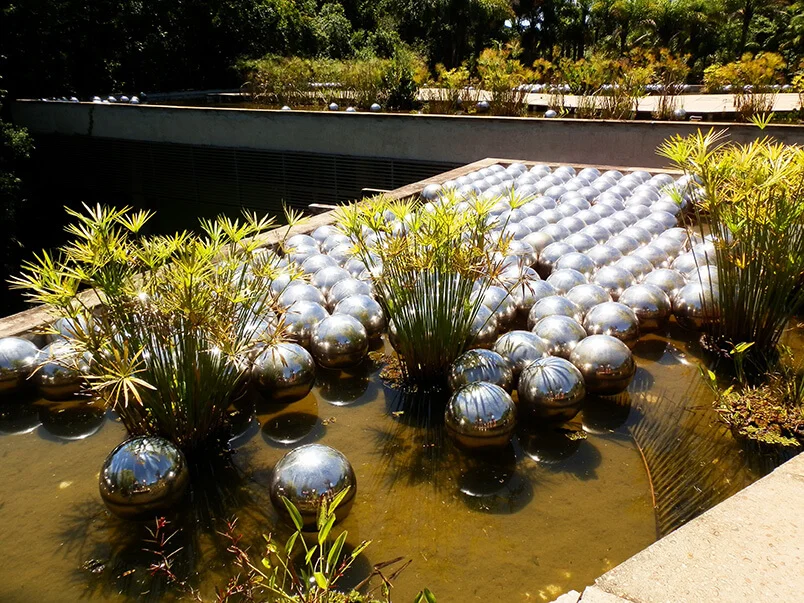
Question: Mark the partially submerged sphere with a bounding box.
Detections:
[310,315,369,369]
[270,444,356,530]
[468,305,499,349]
[518,356,586,422]
[0,337,39,396]
[370,103,381,112]
[333,294,385,339]
[565,283,612,315]
[492,330,549,385]
[672,282,719,330]
[35,342,88,401]
[283,301,329,348]
[618,284,672,333]
[99,436,190,520]
[253,343,316,403]
[591,265,635,301]
[448,349,513,392]
[446,382,517,449]
[642,268,687,297]
[528,296,583,328]
[328,102,339,111]
[531,315,587,359]
[569,335,636,395]
[583,302,640,348]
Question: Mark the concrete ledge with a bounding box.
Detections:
[557,452,803,602]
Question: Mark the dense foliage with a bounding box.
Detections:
[2,0,803,99]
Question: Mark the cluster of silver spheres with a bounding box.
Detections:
[0,335,89,400]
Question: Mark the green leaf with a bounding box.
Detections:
[313,571,328,590]
[318,514,336,547]
[282,496,304,532]
[414,588,437,603]
[329,486,351,513]
[351,539,371,559]
[327,531,347,570]
[285,531,299,555]
[305,544,318,566]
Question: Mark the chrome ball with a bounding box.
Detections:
[518,357,586,422]
[492,330,549,386]
[642,268,687,297]
[35,342,88,401]
[528,296,583,328]
[633,245,671,269]
[619,284,672,333]
[283,301,329,348]
[607,234,640,256]
[448,349,513,392]
[587,244,623,268]
[253,343,316,403]
[569,335,636,395]
[555,252,596,277]
[327,278,372,310]
[278,282,326,309]
[310,315,369,369]
[546,269,587,295]
[565,284,612,315]
[311,266,351,298]
[536,242,575,278]
[270,444,356,530]
[421,183,442,201]
[0,337,39,395]
[583,302,640,348]
[509,279,556,315]
[672,282,719,330]
[301,254,338,275]
[481,286,517,327]
[531,315,587,359]
[446,383,517,449]
[613,255,655,281]
[99,436,189,520]
[591,266,635,301]
[311,224,343,245]
[333,295,386,339]
[469,305,499,349]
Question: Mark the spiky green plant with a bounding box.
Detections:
[10,203,292,456]
[337,193,505,390]
[658,129,804,364]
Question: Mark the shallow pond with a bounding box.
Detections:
[0,322,794,603]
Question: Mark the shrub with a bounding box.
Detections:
[425,64,476,114]
[702,53,786,120]
[476,42,533,116]
[383,46,429,111]
[240,56,314,106]
[11,205,288,456]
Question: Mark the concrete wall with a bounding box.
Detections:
[12,101,804,169]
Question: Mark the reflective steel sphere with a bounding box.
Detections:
[253,343,316,403]
[672,282,719,330]
[283,301,329,348]
[270,444,356,530]
[569,335,636,395]
[312,224,343,245]
[311,266,351,298]
[536,242,576,278]
[531,315,587,359]
[587,244,623,268]
[565,284,612,315]
[492,330,549,385]
[446,382,517,449]
[614,255,655,281]
[99,436,189,520]
[582,302,640,348]
[310,315,369,369]
[642,268,687,297]
[591,266,635,301]
[607,234,640,256]
[301,254,338,275]
[278,282,326,309]
[481,286,518,327]
[0,337,39,395]
[448,349,513,392]
[546,269,587,295]
[554,252,596,277]
[35,342,88,401]
[327,278,372,309]
[469,305,499,349]
[421,183,443,201]
[528,296,583,328]
[333,295,385,339]
[509,279,556,315]
[518,357,586,422]
[619,284,672,332]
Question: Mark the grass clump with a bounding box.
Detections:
[336,193,504,390]
[11,203,288,456]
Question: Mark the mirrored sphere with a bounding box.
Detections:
[642,268,687,297]
[270,444,356,530]
[301,254,338,275]
[253,343,316,403]
[531,315,587,359]
[492,330,549,385]
[619,284,672,333]
[333,295,385,339]
[569,335,636,396]
[554,252,596,277]
[0,337,39,395]
[528,296,583,328]
[509,279,556,315]
[481,286,518,327]
[518,356,586,422]
[614,255,655,281]
[278,282,326,309]
[591,266,635,301]
[583,302,640,348]
[283,301,329,348]
[536,242,576,278]
[565,284,612,315]
[446,382,517,449]
[469,305,499,349]
[546,269,587,295]
[310,315,369,369]
[327,278,372,309]
[311,266,351,298]
[35,342,88,401]
[99,436,189,520]
[449,349,513,392]
[672,282,720,330]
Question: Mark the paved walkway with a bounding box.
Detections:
[552,451,804,602]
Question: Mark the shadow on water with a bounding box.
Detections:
[315,353,384,408]
[37,399,107,442]
[0,392,43,435]
[518,425,603,481]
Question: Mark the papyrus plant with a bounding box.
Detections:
[11,204,287,456]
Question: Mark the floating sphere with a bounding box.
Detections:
[421,183,443,201]
[587,244,623,268]
[310,315,369,369]
[278,282,327,309]
[35,342,88,401]
[469,305,499,349]
[672,282,719,330]
[509,279,556,315]
[569,335,636,395]
[618,284,672,333]
[563,233,597,253]
[565,283,612,315]
[493,330,549,385]
[555,252,596,277]
[528,296,583,328]
[518,357,586,422]
[333,295,385,339]
[283,301,329,348]
[301,254,338,275]
[449,349,513,393]
[633,245,670,269]
[583,302,640,348]
[477,100,490,112]
[607,234,640,256]
[544,109,557,118]
[0,337,39,395]
[281,105,292,111]
[446,383,517,449]
[581,224,612,245]
[546,269,587,295]
[253,343,316,403]
[531,315,587,359]
[327,278,372,309]
[311,266,351,298]
[481,286,518,327]
[345,106,357,112]
[614,255,655,281]
[642,268,687,297]
[270,444,356,530]
[286,233,319,250]
[537,242,576,278]
[99,436,189,520]
[621,226,653,246]
[671,251,703,275]
[591,265,635,301]
[523,231,555,255]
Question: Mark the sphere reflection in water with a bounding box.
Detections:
[39,399,106,440]
[310,315,369,369]
[519,427,582,464]
[99,436,190,520]
[569,334,636,395]
[582,393,633,434]
[270,444,356,530]
[252,343,316,404]
[0,337,39,396]
[445,382,517,449]
[448,349,513,392]
[518,356,586,422]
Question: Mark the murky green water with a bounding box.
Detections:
[0,325,794,603]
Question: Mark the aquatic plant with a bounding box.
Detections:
[11,204,289,456]
[337,193,504,390]
[658,129,804,364]
[703,53,786,120]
